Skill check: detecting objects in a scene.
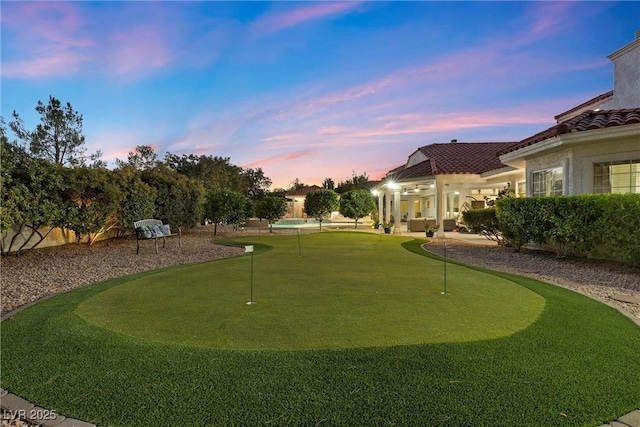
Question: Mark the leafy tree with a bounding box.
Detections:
[339,190,375,229]
[254,196,287,233]
[242,167,272,200]
[204,189,249,235]
[110,166,157,235]
[336,171,369,194]
[0,144,67,255]
[270,188,288,197]
[142,165,204,228]
[304,189,338,230]
[61,166,121,245]
[288,178,306,191]
[116,145,158,170]
[0,120,19,234]
[322,177,335,190]
[165,153,244,192]
[9,96,88,166]
[231,193,253,230]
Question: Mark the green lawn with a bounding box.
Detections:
[76,233,544,350]
[1,232,639,426]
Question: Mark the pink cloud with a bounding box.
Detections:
[2,2,180,81]
[243,150,314,169]
[107,26,172,78]
[1,2,92,79]
[526,2,578,39]
[261,133,305,143]
[2,2,92,46]
[2,52,85,79]
[250,2,361,37]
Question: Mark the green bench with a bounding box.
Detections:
[134,219,181,254]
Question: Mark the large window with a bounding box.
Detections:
[594,160,640,194]
[532,167,563,197]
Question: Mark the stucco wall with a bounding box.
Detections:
[571,138,640,194]
[610,37,640,109]
[525,149,572,196]
[2,225,117,254]
[523,131,639,196]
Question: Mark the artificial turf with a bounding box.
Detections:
[1,232,639,426]
[75,233,544,349]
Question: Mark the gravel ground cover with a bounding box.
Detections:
[0,226,248,317]
[425,237,640,320]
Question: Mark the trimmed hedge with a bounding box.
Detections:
[496,194,640,264]
[461,208,499,232]
[461,208,503,243]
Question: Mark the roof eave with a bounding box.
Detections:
[480,165,519,178]
[500,123,640,162]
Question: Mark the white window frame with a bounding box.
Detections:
[593,159,640,194]
[531,166,563,197]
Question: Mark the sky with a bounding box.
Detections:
[2,1,639,190]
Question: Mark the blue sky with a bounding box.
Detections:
[2,1,638,189]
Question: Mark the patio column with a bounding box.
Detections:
[385,189,392,224]
[407,196,415,221]
[377,191,384,223]
[393,189,401,234]
[436,176,445,234]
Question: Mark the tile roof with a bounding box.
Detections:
[501,108,640,155]
[390,141,519,180]
[553,90,614,122]
[285,185,322,197]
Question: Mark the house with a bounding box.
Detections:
[284,185,321,218]
[376,31,640,234]
[499,31,640,197]
[376,141,524,234]
[499,109,640,196]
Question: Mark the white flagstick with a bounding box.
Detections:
[245,245,256,305]
[441,240,449,295]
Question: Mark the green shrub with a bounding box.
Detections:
[594,193,640,265]
[496,194,640,264]
[461,208,498,232]
[495,198,548,251]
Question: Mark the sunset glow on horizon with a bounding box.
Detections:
[2,1,638,189]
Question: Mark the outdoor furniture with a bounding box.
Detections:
[443,219,456,231]
[408,218,437,232]
[134,219,181,254]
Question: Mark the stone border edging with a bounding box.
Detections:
[1,388,102,426]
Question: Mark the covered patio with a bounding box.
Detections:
[372,141,525,235]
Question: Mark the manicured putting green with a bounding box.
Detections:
[77,233,545,350]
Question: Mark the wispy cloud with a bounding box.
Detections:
[1,2,92,79]
[106,26,172,78]
[244,149,314,169]
[250,2,361,37]
[2,2,194,81]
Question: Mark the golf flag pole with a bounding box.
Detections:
[442,240,449,295]
[245,245,256,305]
